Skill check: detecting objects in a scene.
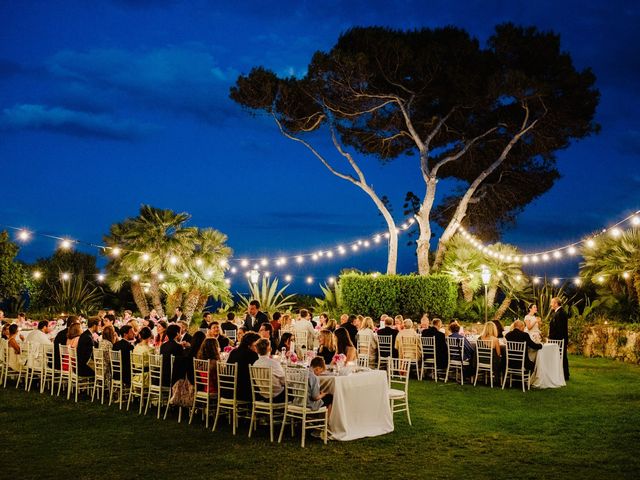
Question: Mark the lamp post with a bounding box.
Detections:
[481,266,491,323]
[249,269,260,285]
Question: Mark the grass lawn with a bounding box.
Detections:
[1,355,639,480]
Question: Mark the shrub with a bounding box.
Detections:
[339,273,457,320]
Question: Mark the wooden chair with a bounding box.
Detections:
[15,341,30,389]
[278,367,328,448]
[128,352,147,413]
[146,353,171,419]
[108,350,130,409]
[444,337,468,385]
[502,341,530,392]
[400,336,421,380]
[249,365,286,442]
[474,339,496,388]
[377,335,393,370]
[213,362,250,435]
[67,346,93,402]
[420,336,438,381]
[388,357,412,426]
[26,343,46,392]
[91,347,109,404]
[57,344,71,396]
[189,358,216,428]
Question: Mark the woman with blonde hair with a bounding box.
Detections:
[356,316,378,365]
[394,315,404,330]
[325,318,337,332]
[280,314,293,334]
[317,329,337,365]
[480,321,502,377]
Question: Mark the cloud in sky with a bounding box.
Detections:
[47,44,240,123]
[0,104,156,141]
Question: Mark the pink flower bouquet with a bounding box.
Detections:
[223,346,233,353]
[289,353,298,363]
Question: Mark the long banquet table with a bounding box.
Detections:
[318,369,394,441]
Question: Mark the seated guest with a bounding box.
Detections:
[422,318,448,370]
[25,320,51,371]
[324,318,337,332]
[199,312,212,333]
[66,322,83,349]
[160,324,185,386]
[127,319,140,337]
[504,319,542,372]
[7,324,23,372]
[185,330,206,384]
[102,314,120,335]
[236,326,248,345]
[1,323,10,340]
[155,320,168,346]
[395,319,421,360]
[221,312,238,334]
[226,332,260,402]
[448,321,474,361]
[318,313,329,329]
[100,325,118,350]
[377,316,399,358]
[54,316,76,369]
[317,329,336,365]
[270,312,282,335]
[356,316,378,365]
[132,327,154,385]
[419,314,430,333]
[196,337,220,395]
[206,321,230,350]
[394,315,404,330]
[340,314,359,347]
[277,332,293,355]
[113,325,135,385]
[77,317,100,377]
[492,319,505,339]
[293,309,317,349]
[479,321,502,377]
[169,307,187,324]
[258,322,277,354]
[280,314,293,334]
[253,338,286,403]
[333,327,357,363]
[305,357,333,416]
[178,320,192,346]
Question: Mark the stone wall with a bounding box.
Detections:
[571,323,640,364]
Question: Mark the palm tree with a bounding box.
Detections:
[482,243,525,307]
[441,235,484,302]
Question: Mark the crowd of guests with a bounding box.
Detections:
[1,296,569,407]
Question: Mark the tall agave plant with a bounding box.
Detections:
[315,282,342,317]
[237,277,296,315]
[47,274,103,317]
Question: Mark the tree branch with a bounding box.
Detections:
[430,125,500,177]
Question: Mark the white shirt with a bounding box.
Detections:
[293,318,317,347]
[253,355,285,398]
[25,329,51,368]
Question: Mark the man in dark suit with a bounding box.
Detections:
[206,321,230,350]
[168,307,187,324]
[178,321,192,345]
[54,316,75,369]
[505,320,542,372]
[422,318,448,370]
[221,312,238,333]
[77,317,100,377]
[340,314,359,348]
[160,324,185,386]
[112,325,135,385]
[377,316,399,358]
[549,297,570,380]
[244,300,268,332]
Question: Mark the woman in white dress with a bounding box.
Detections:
[524,304,542,343]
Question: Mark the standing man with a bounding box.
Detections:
[244,300,268,332]
[549,297,570,380]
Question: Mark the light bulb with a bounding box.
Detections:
[240,259,249,267]
[132,274,140,281]
[18,230,30,241]
[284,274,292,282]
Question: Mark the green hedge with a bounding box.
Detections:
[339,273,457,320]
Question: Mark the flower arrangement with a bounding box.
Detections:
[289,352,298,363]
[223,346,233,353]
[333,353,346,366]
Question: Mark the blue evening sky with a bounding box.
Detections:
[1,0,639,290]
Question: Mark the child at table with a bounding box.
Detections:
[309,357,333,413]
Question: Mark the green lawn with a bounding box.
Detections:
[1,355,639,480]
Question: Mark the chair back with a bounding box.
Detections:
[284,366,309,409]
[148,354,163,388]
[446,337,464,365]
[98,340,113,351]
[59,344,70,373]
[476,339,494,367]
[400,336,420,359]
[130,352,146,387]
[68,346,80,377]
[505,341,526,370]
[109,350,123,381]
[387,357,410,394]
[92,347,106,378]
[356,333,372,355]
[377,335,392,358]
[217,361,238,401]
[0,338,7,368]
[421,336,436,363]
[193,358,211,396]
[223,330,236,342]
[43,343,54,371]
[20,341,31,366]
[249,365,274,402]
[27,342,42,370]
[547,339,564,359]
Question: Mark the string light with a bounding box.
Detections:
[111,246,121,257]
[61,272,71,281]
[169,256,178,265]
[17,230,30,241]
[141,253,150,262]
[33,271,42,279]
[131,274,139,281]
[60,239,72,250]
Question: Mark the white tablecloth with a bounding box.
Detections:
[318,370,393,441]
[531,343,565,389]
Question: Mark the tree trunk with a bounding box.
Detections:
[183,289,201,321]
[487,284,498,307]
[196,294,209,314]
[149,277,164,318]
[634,273,640,305]
[416,177,438,275]
[461,281,474,303]
[493,294,512,321]
[131,281,149,317]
